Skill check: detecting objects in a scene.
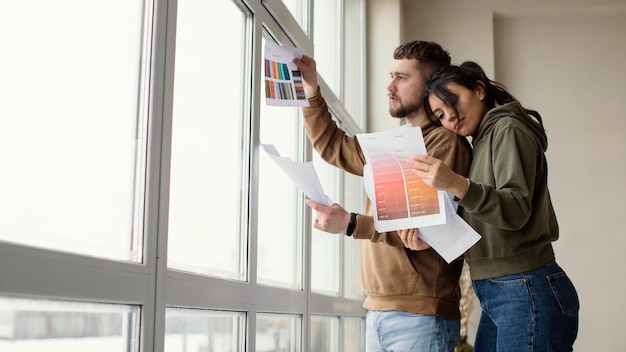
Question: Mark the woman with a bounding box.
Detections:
[407,62,579,351]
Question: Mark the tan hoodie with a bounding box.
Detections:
[302,90,472,319]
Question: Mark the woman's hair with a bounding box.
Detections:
[423,61,544,129]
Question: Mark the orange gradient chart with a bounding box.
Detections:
[370,151,439,221]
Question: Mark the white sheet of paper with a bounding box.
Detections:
[261,144,332,206]
[264,41,309,107]
[417,195,482,263]
[357,126,446,232]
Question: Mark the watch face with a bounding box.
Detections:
[346,213,357,236]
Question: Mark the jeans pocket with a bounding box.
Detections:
[486,273,526,286]
[546,271,579,317]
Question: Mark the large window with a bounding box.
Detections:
[257,36,303,288]
[0,0,366,350]
[167,0,250,281]
[0,297,140,351]
[0,0,148,262]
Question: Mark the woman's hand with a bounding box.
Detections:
[397,228,431,251]
[412,154,470,199]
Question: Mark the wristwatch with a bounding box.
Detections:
[345,212,357,237]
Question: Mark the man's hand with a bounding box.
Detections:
[292,55,318,98]
[397,228,431,251]
[305,199,351,234]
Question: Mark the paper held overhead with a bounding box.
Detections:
[263,41,309,107]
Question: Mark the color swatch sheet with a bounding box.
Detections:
[264,41,309,107]
[357,126,446,232]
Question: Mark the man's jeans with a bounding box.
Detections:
[366,310,460,352]
[472,260,579,351]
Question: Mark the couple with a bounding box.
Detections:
[293,41,579,352]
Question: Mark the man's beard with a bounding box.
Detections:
[389,99,422,118]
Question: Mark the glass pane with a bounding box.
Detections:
[257,38,303,289]
[256,313,301,352]
[311,152,340,294]
[165,308,245,352]
[342,317,365,352]
[167,0,249,280]
[281,0,308,33]
[0,296,139,351]
[0,1,147,262]
[310,315,339,352]
[343,171,364,299]
[313,0,342,96]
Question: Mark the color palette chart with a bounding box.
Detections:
[358,126,446,232]
[264,41,308,107]
[264,60,306,101]
[370,150,439,221]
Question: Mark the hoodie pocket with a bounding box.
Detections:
[361,243,420,295]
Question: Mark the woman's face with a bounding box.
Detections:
[427,82,487,136]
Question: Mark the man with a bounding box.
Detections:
[293,41,472,351]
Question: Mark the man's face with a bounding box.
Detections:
[387,59,427,118]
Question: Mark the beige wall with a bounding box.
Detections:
[368,1,626,350]
[366,0,403,133]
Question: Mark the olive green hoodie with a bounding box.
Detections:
[459,101,557,280]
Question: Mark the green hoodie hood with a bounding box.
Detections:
[473,101,548,152]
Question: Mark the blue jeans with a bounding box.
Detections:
[366,310,460,352]
[471,261,579,351]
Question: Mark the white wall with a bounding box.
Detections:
[372,0,626,350]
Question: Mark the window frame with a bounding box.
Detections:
[0,0,367,351]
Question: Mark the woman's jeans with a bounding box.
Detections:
[366,310,459,352]
[472,260,579,351]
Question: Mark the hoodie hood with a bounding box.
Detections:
[473,101,548,152]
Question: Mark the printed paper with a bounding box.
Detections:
[264,42,309,107]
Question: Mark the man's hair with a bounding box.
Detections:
[393,40,451,79]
